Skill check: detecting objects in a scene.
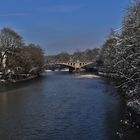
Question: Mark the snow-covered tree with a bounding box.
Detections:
[100,0,140,100]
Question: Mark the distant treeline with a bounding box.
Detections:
[46,48,100,63]
[0,28,45,81]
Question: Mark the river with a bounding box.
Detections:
[0,72,128,140]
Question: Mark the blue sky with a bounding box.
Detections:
[0,0,131,54]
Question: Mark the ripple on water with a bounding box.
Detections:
[0,72,125,140]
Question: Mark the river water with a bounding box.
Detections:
[0,72,127,140]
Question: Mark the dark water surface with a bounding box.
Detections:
[0,72,126,140]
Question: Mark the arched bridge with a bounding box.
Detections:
[47,61,96,72]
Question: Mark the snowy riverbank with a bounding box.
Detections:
[98,72,140,125]
[0,75,39,84]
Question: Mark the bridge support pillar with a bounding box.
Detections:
[75,68,80,73]
[69,68,74,73]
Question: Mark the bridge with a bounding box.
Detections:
[47,60,96,72]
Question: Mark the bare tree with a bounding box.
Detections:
[0,28,23,70]
[16,44,44,74]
